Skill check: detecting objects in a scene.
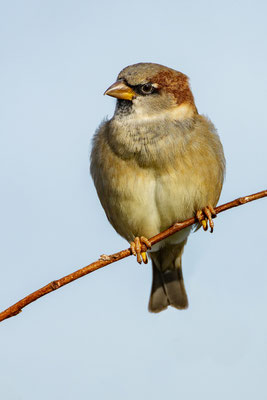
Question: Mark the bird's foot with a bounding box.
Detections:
[196,205,217,233]
[130,236,152,264]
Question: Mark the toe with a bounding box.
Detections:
[141,251,148,264]
[196,210,208,231]
[201,219,208,231]
[203,206,214,233]
[208,205,217,218]
[140,236,152,249]
[131,236,152,264]
[130,241,136,256]
[134,237,142,264]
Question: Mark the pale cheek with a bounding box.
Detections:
[171,103,195,120]
[128,99,195,122]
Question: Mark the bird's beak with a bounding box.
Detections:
[104,80,135,101]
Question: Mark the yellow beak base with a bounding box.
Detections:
[104,80,135,101]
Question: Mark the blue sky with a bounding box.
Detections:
[0,1,267,399]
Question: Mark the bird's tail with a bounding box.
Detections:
[148,241,188,313]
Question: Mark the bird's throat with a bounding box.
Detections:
[115,99,133,117]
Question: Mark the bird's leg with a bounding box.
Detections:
[130,236,152,264]
[196,205,217,233]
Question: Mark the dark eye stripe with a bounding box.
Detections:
[122,79,159,96]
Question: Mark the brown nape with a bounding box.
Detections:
[152,70,196,107]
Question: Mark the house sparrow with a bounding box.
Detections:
[90,63,225,313]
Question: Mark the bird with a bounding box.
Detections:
[90,62,225,313]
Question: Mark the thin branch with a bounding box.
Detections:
[0,189,266,323]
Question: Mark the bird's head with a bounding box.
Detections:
[104,63,197,121]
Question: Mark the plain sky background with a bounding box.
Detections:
[0,1,267,399]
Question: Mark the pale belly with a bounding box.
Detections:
[104,166,196,247]
[92,114,224,247]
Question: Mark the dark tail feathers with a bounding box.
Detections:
[148,242,188,313]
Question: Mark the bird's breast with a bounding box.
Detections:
[91,115,224,244]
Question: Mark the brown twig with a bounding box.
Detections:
[0,189,266,323]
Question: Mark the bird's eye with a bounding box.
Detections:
[140,83,154,95]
